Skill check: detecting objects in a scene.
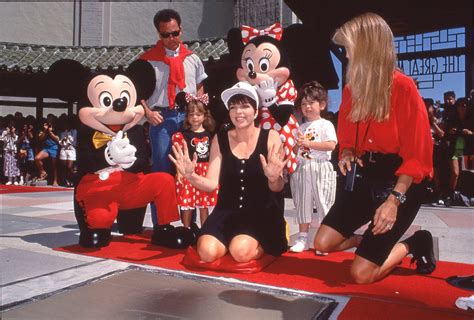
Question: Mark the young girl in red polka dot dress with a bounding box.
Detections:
[171,93,218,228]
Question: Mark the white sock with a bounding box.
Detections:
[298,232,308,240]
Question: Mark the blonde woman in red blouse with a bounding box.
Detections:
[313,13,435,284]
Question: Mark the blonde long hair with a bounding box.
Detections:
[333,13,396,122]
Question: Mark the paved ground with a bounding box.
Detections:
[1,186,473,317]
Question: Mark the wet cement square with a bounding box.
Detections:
[2,269,336,319]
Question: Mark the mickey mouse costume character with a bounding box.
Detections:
[236,22,299,174]
[47,59,187,248]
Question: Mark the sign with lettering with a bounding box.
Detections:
[398,55,464,76]
[397,55,465,89]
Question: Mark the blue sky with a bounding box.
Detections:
[327,27,467,113]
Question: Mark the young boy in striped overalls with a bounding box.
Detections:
[289,81,337,254]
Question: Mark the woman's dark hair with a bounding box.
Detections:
[153,9,181,30]
[455,97,471,120]
[183,100,216,133]
[227,94,259,127]
[227,94,257,111]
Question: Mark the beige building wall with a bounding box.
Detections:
[0,2,74,46]
[0,1,235,47]
[109,1,234,46]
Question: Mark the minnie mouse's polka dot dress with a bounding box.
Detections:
[172,130,218,209]
[258,79,299,174]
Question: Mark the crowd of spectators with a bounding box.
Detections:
[423,90,474,206]
[0,112,80,187]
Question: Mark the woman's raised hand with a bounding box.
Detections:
[260,143,288,182]
[168,142,197,179]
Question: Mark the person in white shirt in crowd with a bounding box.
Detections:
[1,119,21,185]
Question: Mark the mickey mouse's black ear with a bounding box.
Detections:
[174,91,187,110]
[47,59,89,103]
[227,27,245,59]
[126,60,156,102]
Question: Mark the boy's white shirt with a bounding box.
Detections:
[296,118,337,161]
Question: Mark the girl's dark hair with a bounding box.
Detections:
[183,100,216,133]
[295,81,328,108]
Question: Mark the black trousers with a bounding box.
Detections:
[322,153,428,266]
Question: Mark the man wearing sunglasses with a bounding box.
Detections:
[140,9,207,231]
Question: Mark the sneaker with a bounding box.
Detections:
[5,181,12,185]
[455,295,474,311]
[13,181,19,186]
[289,237,308,253]
[444,196,452,207]
[315,250,329,256]
[409,230,436,274]
[447,275,474,291]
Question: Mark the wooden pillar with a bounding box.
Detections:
[233,0,281,28]
[466,25,473,96]
[36,97,44,119]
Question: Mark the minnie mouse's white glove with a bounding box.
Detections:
[255,78,278,107]
[104,131,136,169]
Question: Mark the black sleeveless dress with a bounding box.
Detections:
[200,128,288,256]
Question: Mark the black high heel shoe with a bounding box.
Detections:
[407,230,437,274]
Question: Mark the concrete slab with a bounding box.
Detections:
[37,212,77,222]
[3,191,72,199]
[1,206,58,215]
[0,214,73,234]
[2,268,338,320]
[32,201,74,211]
[1,196,68,207]
[435,211,474,228]
[1,260,129,308]
[11,209,73,218]
[1,248,86,286]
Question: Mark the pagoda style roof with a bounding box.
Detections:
[0,38,229,74]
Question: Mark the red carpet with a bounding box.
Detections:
[56,231,474,319]
[0,185,72,194]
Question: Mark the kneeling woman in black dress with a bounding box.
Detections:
[170,82,288,263]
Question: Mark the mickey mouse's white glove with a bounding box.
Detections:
[255,78,278,107]
[104,130,136,169]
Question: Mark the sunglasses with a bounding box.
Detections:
[160,29,180,38]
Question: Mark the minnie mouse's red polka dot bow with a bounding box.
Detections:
[241,22,283,44]
[185,92,209,106]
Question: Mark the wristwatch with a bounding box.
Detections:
[390,190,406,204]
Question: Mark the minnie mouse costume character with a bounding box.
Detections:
[236,22,299,173]
[48,59,182,248]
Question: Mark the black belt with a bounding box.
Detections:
[359,152,402,178]
[152,106,169,110]
[361,152,400,163]
[152,105,185,112]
